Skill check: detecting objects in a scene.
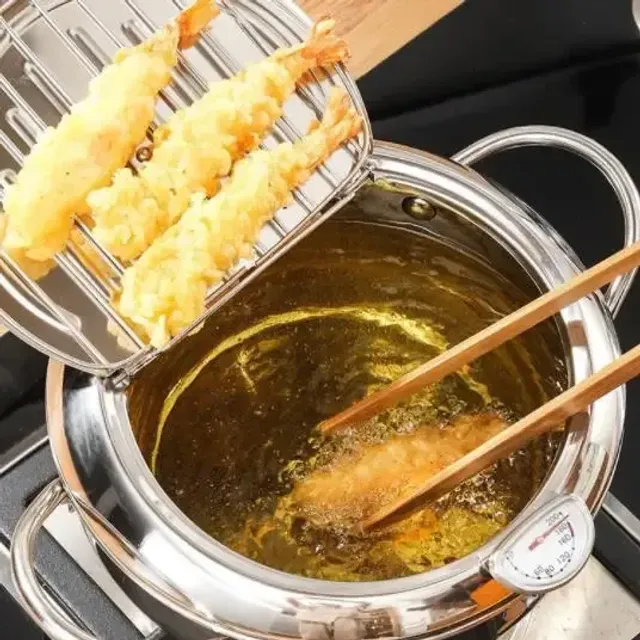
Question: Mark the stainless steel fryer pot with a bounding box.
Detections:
[9,127,640,640]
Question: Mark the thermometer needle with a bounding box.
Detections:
[528,514,569,552]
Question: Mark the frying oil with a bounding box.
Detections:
[132,219,566,582]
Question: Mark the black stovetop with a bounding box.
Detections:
[2,2,640,638]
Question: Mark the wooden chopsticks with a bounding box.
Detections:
[320,239,640,435]
[363,341,640,529]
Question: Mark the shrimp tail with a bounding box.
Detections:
[302,18,350,68]
[114,0,216,66]
[116,25,177,65]
[177,0,219,49]
[273,17,349,77]
[305,88,362,162]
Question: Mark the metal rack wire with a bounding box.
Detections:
[0,0,372,376]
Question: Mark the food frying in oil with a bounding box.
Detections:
[136,221,564,582]
[290,413,508,530]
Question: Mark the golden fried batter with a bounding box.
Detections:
[88,19,349,261]
[290,413,508,529]
[0,0,217,279]
[116,88,362,347]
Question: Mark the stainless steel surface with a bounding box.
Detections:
[0,540,18,601]
[0,0,372,377]
[514,557,640,639]
[12,480,164,639]
[604,493,640,545]
[9,136,633,640]
[401,195,437,220]
[10,490,640,640]
[11,480,96,640]
[43,500,159,637]
[452,125,640,317]
[503,613,534,640]
[486,495,595,595]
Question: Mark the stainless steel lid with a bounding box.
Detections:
[0,0,372,377]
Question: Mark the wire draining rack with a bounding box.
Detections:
[0,0,373,377]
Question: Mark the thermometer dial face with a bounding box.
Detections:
[487,495,594,594]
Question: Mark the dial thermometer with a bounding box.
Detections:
[487,494,595,594]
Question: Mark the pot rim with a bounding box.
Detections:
[45,138,625,626]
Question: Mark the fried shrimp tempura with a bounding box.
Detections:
[88,19,349,262]
[290,414,508,530]
[0,0,218,279]
[117,88,362,347]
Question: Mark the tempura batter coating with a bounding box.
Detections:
[0,0,218,278]
[88,19,349,261]
[117,88,362,347]
[290,413,508,529]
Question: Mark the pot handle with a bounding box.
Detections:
[10,480,97,640]
[452,125,640,318]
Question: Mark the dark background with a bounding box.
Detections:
[360,0,640,120]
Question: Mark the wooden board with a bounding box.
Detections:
[300,0,462,78]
